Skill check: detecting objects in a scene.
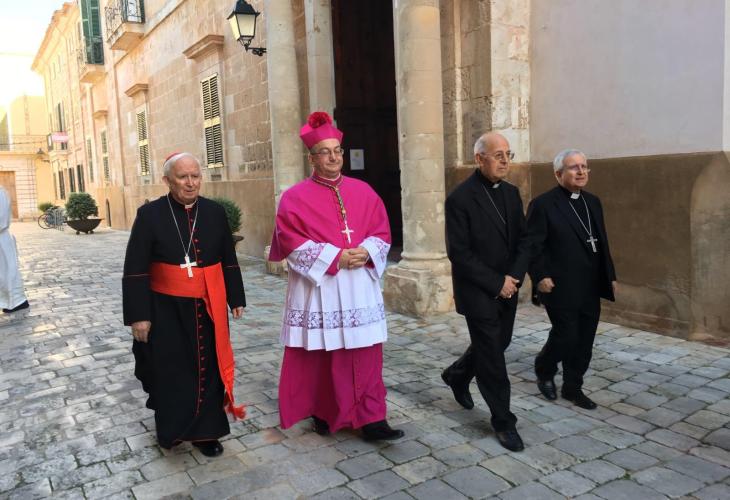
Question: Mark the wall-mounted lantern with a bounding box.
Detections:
[227,0,266,56]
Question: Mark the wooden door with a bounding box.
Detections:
[331,0,402,247]
[0,171,18,219]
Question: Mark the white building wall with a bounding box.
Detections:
[530,0,725,162]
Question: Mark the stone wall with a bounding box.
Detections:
[530,153,730,343]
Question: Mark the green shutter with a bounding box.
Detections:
[80,0,104,64]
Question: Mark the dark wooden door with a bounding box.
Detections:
[331,0,402,247]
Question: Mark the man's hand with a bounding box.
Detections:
[612,280,618,295]
[537,277,555,294]
[339,247,369,270]
[231,306,245,319]
[131,321,151,343]
[499,275,520,299]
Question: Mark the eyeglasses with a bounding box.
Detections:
[563,164,591,173]
[480,151,515,162]
[311,147,345,157]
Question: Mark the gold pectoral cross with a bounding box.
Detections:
[180,254,198,278]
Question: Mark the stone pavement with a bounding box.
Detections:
[1,222,729,500]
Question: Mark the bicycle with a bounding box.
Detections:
[37,206,66,230]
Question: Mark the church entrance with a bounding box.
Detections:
[331,0,402,247]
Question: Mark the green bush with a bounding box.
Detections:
[38,202,55,212]
[65,192,99,220]
[210,197,242,234]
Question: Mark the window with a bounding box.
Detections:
[136,108,150,176]
[201,74,223,168]
[79,0,104,64]
[68,167,76,193]
[85,137,95,183]
[100,130,109,181]
[76,164,85,192]
[58,171,66,199]
[56,102,68,151]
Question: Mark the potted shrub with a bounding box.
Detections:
[38,201,54,213]
[210,196,244,246]
[65,192,102,234]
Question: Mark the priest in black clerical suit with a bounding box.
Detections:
[527,148,616,411]
[123,152,246,457]
[441,132,531,452]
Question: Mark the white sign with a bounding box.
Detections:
[51,132,69,143]
[350,149,365,171]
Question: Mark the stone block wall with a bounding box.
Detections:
[530,153,730,343]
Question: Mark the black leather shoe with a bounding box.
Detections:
[312,416,330,436]
[562,390,597,410]
[3,300,29,313]
[441,370,474,410]
[193,440,224,457]
[537,379,557,400]
[362,420,405,441]
[496,429,524,452]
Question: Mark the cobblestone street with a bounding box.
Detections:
[1,222,729,499]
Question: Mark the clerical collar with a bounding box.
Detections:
[476,169,501,189]
[167,193,198,209]
[311,173,343,188]
[559,185,581,200]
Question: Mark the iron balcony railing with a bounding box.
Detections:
[105,0,145,40]
[0,135,48,153]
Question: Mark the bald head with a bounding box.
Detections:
[474,132,509,156]
[474,132,512,183]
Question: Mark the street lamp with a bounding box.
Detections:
[227,0,266,56]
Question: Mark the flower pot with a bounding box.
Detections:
[67,218,103,234]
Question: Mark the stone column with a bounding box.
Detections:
[304,0,336,114]
[264,0,305,200]
[264,0,305,273]
[383,0,453,316]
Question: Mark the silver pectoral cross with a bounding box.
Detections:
[342,221,354,245]
[587,236,598,253]
[180,254,198,278]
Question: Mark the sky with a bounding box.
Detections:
[0,0,65,107]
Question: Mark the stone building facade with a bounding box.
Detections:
[0,95,51,219]
[32,0,730,342]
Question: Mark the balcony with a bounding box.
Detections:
[0,135,47,154]
[77,42,105,83]
[105,0,145,51]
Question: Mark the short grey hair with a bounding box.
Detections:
[553,149,586,172]
[473,134,489,156]
[163,152,201,176]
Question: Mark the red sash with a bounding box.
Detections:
[150,261,245,420]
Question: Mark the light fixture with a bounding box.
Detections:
[227,0,266,56]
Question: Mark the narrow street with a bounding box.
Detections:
[1,222,728,499]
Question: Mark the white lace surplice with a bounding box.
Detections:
[281,236,391,351]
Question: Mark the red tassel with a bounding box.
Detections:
[224,393,246,420]
[307,111,332,128]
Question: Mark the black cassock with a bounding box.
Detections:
[123,194,245,448]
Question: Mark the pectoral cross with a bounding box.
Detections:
[587,236,598,253]
[342,221,354,245]
[180,254,198,278]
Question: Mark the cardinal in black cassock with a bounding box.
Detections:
[123,152,245,457]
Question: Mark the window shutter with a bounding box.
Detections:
[86,138,94,183]
[137,110,150,176]
[201,74,223,168]
[101,130,109,181]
